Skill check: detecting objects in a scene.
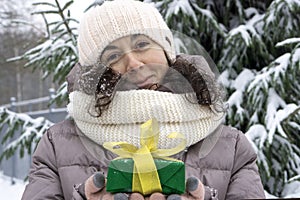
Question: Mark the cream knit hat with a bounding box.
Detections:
[77,0,175,67]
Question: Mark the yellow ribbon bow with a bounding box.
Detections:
[103,118,186,195]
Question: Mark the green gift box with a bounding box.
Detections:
[106,158,185,195]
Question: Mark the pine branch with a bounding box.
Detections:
[54,0,76,46]
[0,107,53,162]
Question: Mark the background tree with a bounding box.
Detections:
[0,0,53,107]
[0,0,76,171]
[0,0,299,197]
[152,0,300,196]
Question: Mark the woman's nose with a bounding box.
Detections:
[125,52,143,72]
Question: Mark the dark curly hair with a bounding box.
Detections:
[168,55,226,113]
[94,67,121,117]
[93,55,226,117]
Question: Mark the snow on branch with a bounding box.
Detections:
[248,53,291,93]
[276,38,300,47]
[246,124,267,149]
[227,69,255,123]
[264,0,300,43]
[192,2,226,35]
[228,24,257,46]
[266,90,299,143]
[245,124,269,176]
[165,0,197,23]
[291,47,300,64]
[0,107,53,161]
[218,19,268,73]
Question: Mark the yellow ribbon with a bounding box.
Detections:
[103,118,186,195]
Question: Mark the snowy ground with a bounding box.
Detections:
[0,172,26,200]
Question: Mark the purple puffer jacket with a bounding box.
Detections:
[21,119,265,200]
[22,56,265,199]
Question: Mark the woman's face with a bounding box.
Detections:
[100,34,169,89]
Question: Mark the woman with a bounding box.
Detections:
[21,0,265,200]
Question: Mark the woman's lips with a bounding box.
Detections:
[136,76,156,88]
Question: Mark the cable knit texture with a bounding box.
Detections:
[77,0,175,67]
[68,90,223,149]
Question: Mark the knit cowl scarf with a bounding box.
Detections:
[68,89,223,149]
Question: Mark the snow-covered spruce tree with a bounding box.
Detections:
[0,0,78,164]
[148,0,300,196]
[223,0,300,196]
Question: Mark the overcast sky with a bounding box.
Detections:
[32,0,95,22]
[0,0,94,34]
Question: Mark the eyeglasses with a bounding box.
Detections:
[99,35,163,68]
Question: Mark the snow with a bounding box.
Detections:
[244,7,265,34]
[281,181,300,198]
[265,0,281,25]
[245,124,267,149]
[228,26,247,44]
[218,70,231,88]
[292,47,300,63]
[0,172,26,200]
[266,0,300,31]
[174,37,188,54]
[245,124,271,178]
[248,52,291,92]
[275,104,299,127]
[0,107,53,151]
[276,37,300,47]
[232,69,254,91]
[266,88,287,142]
[227,69,255,115]
[166,0,197,23]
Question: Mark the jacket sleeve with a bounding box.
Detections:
[21,129,84,200]
[21,130,64,199]
[225,131,265,199]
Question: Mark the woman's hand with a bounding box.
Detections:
[79,174,204,200]
[166,177,205,200]
[78,172,128,200]
[129,177,205,200]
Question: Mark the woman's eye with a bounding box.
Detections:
[135,41,150,50]
[106,53,122,65]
